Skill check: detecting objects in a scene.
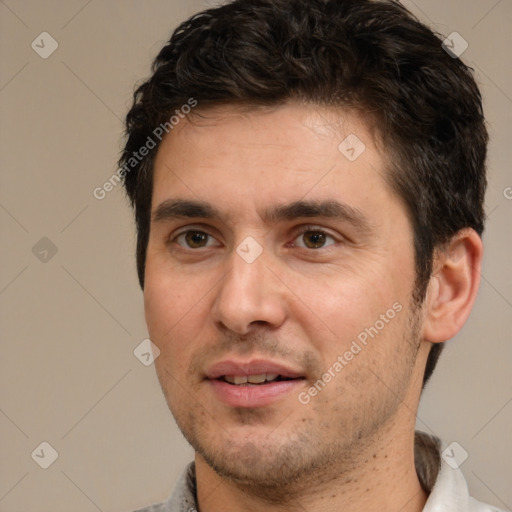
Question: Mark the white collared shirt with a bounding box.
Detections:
[423,457,505,512]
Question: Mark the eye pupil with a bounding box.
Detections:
[185,231,208,248]
[304,231,326,248]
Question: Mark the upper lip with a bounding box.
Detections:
[205,359,304,379]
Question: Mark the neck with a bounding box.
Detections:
[195,424,428,512]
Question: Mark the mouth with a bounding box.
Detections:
[221,374,297,385]
[205,360,306,407]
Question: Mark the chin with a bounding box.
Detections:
[201,441,307,488]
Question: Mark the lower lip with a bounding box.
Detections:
[208,379,304,408]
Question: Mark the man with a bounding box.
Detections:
[120,0,500,510]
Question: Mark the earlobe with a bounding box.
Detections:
[422,229,483,343]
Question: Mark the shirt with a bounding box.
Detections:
[134,452,505,512]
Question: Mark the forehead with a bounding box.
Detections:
[151,103,396,219]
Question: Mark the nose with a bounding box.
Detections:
[211,246,287,336]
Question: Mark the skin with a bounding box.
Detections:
[144,103,482,512]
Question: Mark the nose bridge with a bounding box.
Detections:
[226,252,264,300]
[212,242,286,334]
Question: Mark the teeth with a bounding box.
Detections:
[247,374,266,384]
[224,373,280,385]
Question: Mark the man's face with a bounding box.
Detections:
[144,104,427,486]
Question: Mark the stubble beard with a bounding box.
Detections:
[158,301,424,502]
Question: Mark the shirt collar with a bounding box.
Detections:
[422,457,470,511]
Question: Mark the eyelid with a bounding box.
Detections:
[287,225,342,250]
[291,224,342,241]
[167,223,345,249]
[170,223,218,237]
[169,224,223,247]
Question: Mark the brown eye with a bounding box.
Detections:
[293,229,336,249]
[175,230,217,249]
[186,231,208,248]
[303,231,327,248]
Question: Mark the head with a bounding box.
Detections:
[121,0,487,492]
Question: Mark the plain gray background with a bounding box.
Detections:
[1,1,511,511]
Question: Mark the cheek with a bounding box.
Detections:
[144,266,199,349]
[287,268,403,350]
[144,281,176,338]
[325,306,415,412]
[143,261,219,378]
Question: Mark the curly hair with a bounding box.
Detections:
[120,0,488,387]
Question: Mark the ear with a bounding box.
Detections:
[422,228,483,343]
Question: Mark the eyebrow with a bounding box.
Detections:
[152,198,372,233]
[152,199,220,223]
[265,200,371,232]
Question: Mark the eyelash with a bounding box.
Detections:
[171,227,220,249]
[170,225,340,250]
[289,226,338,249]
